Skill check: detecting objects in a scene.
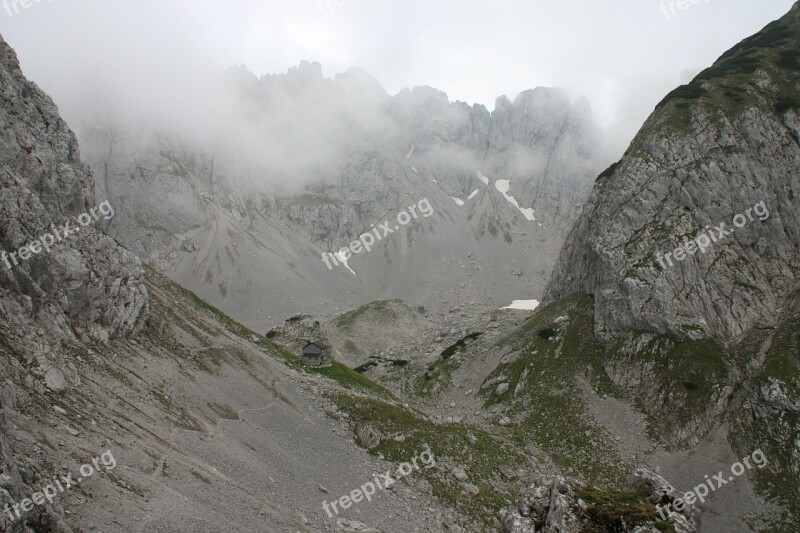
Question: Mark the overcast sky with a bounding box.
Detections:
[0,0,795,145]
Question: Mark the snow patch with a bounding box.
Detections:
[405,144,415,159]
[411,167,418,173]
[451,197,465,206]
[333,251,357,276]
[495,179,536,221]
[501,300,540,311]
[467,189,480,200]
[476,170,490,185]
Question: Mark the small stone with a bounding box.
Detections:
[44,368,68,392]
[452,468,469,482]
[463,483,480,496]
[499,468,517,481]
[356,425,382,449]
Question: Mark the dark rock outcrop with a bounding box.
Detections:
[500,470,699,533]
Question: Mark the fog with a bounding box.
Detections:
[0,0,794,188]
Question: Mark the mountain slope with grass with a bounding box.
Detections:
[0,30,681,533]
[523,3,800,531]
[0,34,456,532]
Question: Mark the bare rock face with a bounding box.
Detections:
[500,476,583,533]
[0,405,72,532]
[628,468,700,532]
[0,33,149,532]
[0,33,149,387]
[545,4,800,343]
[0,27,155,530]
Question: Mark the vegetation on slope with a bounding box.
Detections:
[332,299,403,331]
[480,294,632,487]
[414,331,484,397]
[481,294,732,483]
[327,392,530,529]
[654,10,800,130]
[730,293,800,531]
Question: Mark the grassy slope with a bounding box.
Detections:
[413,331,484,397]
[476,293,740,530]
[155,270,530,528]
[332,299,403,331]
[160,267,396,399]
[326,392,530,530]
[480,294,633,487]
[145,270,798,530]
[478,289,799,530]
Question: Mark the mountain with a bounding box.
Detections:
[3,2,800,531]
[538,2,800,529]
[545,4,800,343]
[2,35,664,531]
[0,34,509,532]
[71,63,608,331]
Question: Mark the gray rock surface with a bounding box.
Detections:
[545,3,800,343]
[0,34,149,355]
[500,475,582,533]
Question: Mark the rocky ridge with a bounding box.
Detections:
[70,61,607,328]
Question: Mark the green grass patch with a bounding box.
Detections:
[576,486,672,533]
[481,294,630,486]
[311,361,395,400]
[775,95,800,114]
[333,300,402,331]
[328,393,529,529]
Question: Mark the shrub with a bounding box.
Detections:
[538,328,557,340]
[775,96,800,114]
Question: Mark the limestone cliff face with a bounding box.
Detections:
[71,64,605,326]
[546,3,800,343]
[0,34,149,389]
[389,85,600,225]
[0,32,150,533]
